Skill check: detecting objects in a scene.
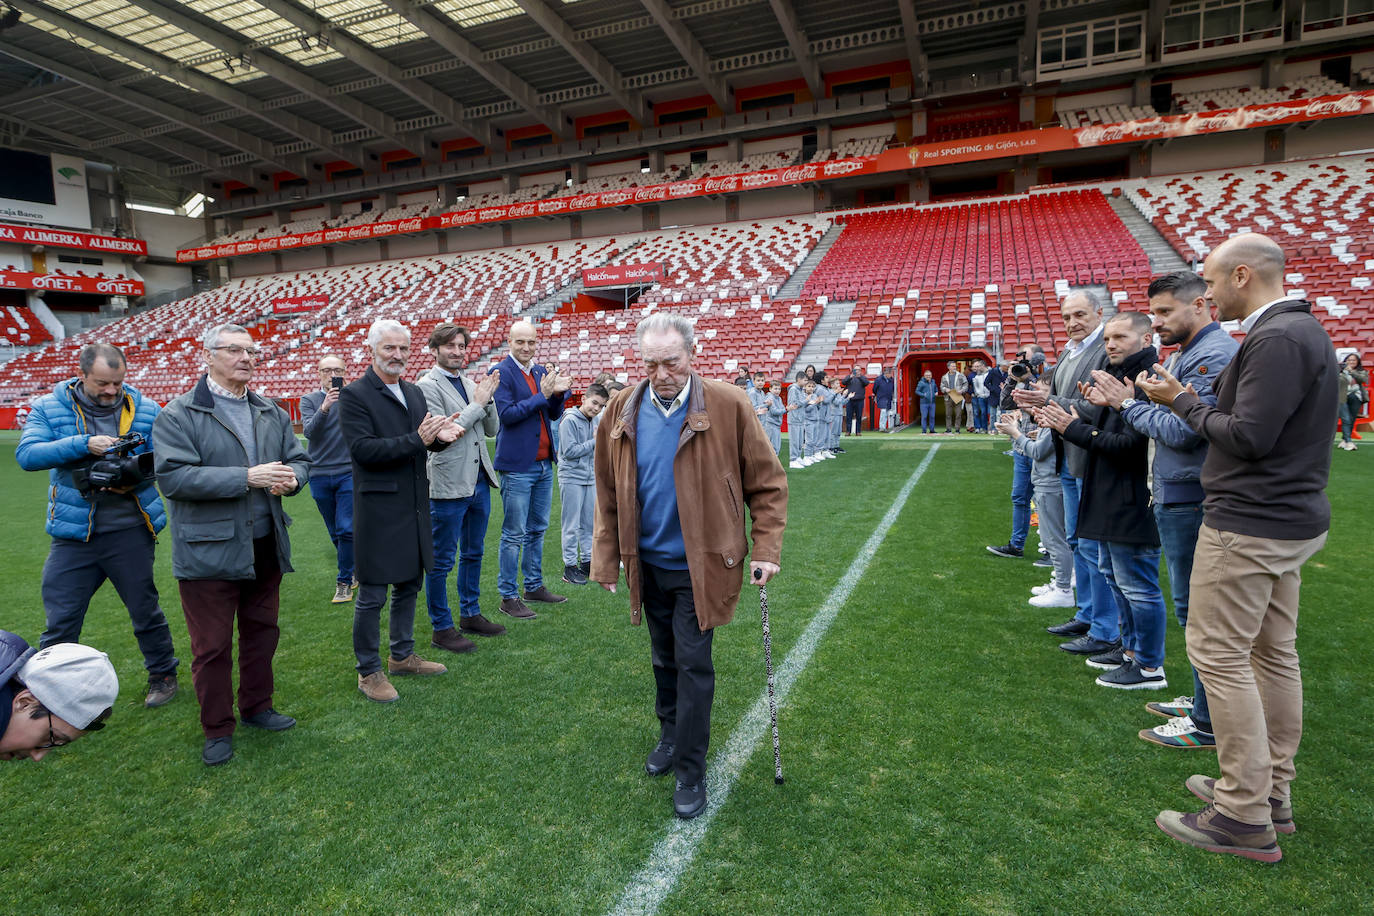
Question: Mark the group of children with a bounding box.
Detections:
[784,371,852,469]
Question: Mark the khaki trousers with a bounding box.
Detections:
[1186,523,1326,825]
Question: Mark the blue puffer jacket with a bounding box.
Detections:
[0,629,36,738]
[15,378,167,540]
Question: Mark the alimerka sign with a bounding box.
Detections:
[0,222,148,256]
[174,90,1374,263]
[271,294,330,314]
[582,263,666,288]
[0,269,144,295]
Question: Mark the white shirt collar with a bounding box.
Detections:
[512,354,535,374]
[1240,296,1291,333]
[1064,323,1103,357]
[647,376,691,418]
[206,376,247,400]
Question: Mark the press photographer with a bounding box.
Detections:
[15,343,180,710]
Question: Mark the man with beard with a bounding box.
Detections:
[1084,272,1238,749]
[340,320,462,703]
[417,323,504,654]
[1036,311,1167,691]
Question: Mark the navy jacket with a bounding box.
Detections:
[872,374,895,408]
[490,355,566,472]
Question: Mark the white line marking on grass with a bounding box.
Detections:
[608,445,941,916]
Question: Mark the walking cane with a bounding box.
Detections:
[754,568,784,785]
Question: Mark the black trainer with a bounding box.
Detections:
[562,564,588,585]
[202,736,233,766]
[645,739,675,777]
[1060,635,1121,655]
[673,780,707,819]
[1046,618,1089,637]
[986,543,1024,559]
[241,707,296,731]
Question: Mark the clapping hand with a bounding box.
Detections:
[1035,401,1078,433]
[1087,370,1134,409]
[1011,382,1049,409]
[471,371,500,406]
[540,364,573,397]
[1136,364,1194,407]
[417,412,463,444]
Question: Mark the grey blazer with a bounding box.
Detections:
[1048,332,1108,478]
[417,366,500,499]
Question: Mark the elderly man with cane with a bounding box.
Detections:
[592,312,788,819]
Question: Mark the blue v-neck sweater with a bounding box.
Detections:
[636,393,689,569]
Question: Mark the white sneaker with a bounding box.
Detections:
[789,460,804,469]
[1030,582,1057,596]
[802,457,816,466]
[1028,587,1076,608]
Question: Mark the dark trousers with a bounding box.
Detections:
[309,471,354,584]
[844,400,864,435]
[354,575,421,676]
[41,526,179,678]
[177,535,282,738]
[642,562,714,786]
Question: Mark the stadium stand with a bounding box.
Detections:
[0,306,54,347]
[1172,75,1347,111]
[1123,154,1374,352]
[1058,105,1158,128]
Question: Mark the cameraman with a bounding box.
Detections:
[15,344,180,709]
[987,344,1045,560]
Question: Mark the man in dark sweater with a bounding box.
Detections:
[1037,312,1166,690]
[1141,233,1337,863]
[300,354,356,604]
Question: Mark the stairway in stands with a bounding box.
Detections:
[786,299,856,377]
[1108,194,1192,274]
[775,223,843,298]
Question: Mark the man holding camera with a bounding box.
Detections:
[987,344,1045,562]
[300,354,355,605]
[16,343,180,710]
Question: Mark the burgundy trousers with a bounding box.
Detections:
[177,535,283,738]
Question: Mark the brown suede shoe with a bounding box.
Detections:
[460,614,507,636]
[431,627,476,654]
[500,596,538,619]
[1187,774,1295,834]
[387,653,448,676]
[358,671,399,703]
[522,585,567,604]
[1155,803,1282,862]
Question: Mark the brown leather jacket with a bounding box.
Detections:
[592,374,788,631]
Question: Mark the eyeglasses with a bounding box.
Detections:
[36,712,71,751]
[211,345,262,359]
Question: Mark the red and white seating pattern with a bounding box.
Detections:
[0,306,53,346]
[1058,104,1157,128]
[1173,76,1346,112]
[811,132,894,161]
[1126,154,1374,348]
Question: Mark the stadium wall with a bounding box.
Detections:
[388,234,440,259]
[1287,118,1374,158]
[1152,131,1265,172]
[282,248,329,271]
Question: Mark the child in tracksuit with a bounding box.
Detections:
[828,377,846,452]
[557,383,609,585]
[804,379,827,461]
[749,373,786,456]
[1000,409,1073,604]
[787,372,809,467]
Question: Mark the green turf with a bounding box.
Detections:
[1,429,1369,914]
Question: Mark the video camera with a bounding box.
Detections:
[1001,352,1046,410]
[71,432,155,499]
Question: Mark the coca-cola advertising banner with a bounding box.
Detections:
[582,262,666,288]
[0,269,144,296]
[272,294,330,314]
[176,90,1374,263]
[0,222,149,256]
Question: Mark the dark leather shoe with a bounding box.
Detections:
[1060,635,1121,655]
[673,780,707,819]
[645,739,675,777]
[431,627,476,654]
[460,614,507,637]
[500,596,537,619]
[241,707,296,731]
[1046,618,1090,637]
[523,585,567,604]
[145,673,178,708]
[202,736,233,766]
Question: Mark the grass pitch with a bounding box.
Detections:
[1,429,1370,914]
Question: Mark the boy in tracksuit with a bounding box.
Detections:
[749,372,786,456]
[556,383,609,585]
[787,372,809,467]
[804,379,827,461]
[828,378,846,452]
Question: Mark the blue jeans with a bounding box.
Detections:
[971,396,990,431]
[498,462,553,597]
[1155,502,1210,727]
[1009,452,1031,550]
[427,479,492,630]
[309,471,354,584]
[1097,541,1167,669]
[1062,473,1121,643]
[919,401,934,432]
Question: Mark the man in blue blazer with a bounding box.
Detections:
[490,320,573,618]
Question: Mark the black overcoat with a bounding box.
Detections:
[338,366,449,584]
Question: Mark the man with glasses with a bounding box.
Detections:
[1,631,118,761]
[300,354,356,604]
[15,343,180,710]
[155,324,310,766]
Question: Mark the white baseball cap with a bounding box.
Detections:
[16,643,119,730]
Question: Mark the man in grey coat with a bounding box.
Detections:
[154,323,310,767]
[417,323,504,654]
